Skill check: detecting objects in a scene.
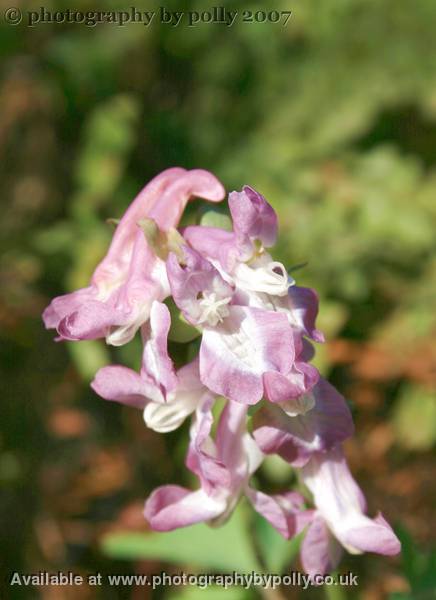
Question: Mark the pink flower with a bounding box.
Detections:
[253,377,354,466]
[184,186,289,296]
[91,301,211,432]
[166,242,320,405]
[144,398,307,539]
[166,246,302,405]
[298,447,401,576]
[43,168,225,345]
[43,168,399,575]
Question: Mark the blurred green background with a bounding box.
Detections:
[1,1,436,598]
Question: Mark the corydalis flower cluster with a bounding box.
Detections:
[43,168,400,576]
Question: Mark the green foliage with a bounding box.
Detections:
[199,209,233,231]
[390,528,436,599]
[102,504,261,572]
[252,511,303,573]
[393,385,436,450]
[67,340,110,382]
[168,586,251,600]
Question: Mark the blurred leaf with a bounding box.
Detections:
[102,504,261,572]
[72,95,140,220]
[393,386,436,450]
[259,454,292,485]
[392,527,436,597]
[317,302,349,340]
[66,226,111,290]
[199,210,232,231]
[33,223,76,255]
[168,585,251,600]
[324,580,348,600]
[67,340,110,382]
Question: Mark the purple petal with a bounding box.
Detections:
[246,487,291,538]
[166,247,232,326]
[287,286,324,343]
[148,169,225,231]
[57,299,122,341]
[144,485,226,531]
[339,512,401,556]
[263,361,319,402]
[216,400,248,473]
[253,378,354,466]
[186,397,231,495]
[105,230,167,346]
[303,378,355,447]
[42,287,95,330]
[183,226,240,271]
[300,339,316,362]
[229,186,278,247]
[300,516,343,577]
[302,449,401,558]
[44,168,225,342]
[200,306,293,405]
[140,301,177,403]
[91,366,148,409]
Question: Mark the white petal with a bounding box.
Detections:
[144,390,200,433]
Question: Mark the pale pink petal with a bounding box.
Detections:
[91,366,148,409]
[148,169,225,231]
[176,357,203,392]
[183,226,240,270]
[42,287,95,330]
[93,168,186,287]
[245,487,291,539]
[300,516,343,578]
[263,361,319,402]
[57,299,122,341]
[44,168,225,343]
[302,448,401,558]
[166,247,232,326]
[216,400,248,472]
[229,186,278,247]
[287,286,324,343]
[144,485,226,532]
[92,302,177,409]
[254,378,353,466]
[186,397,231,495]
[338,512,401,556]
[140,301,177,403]
[105,230,167,346]
[301,447,367,519]
[274,492,315,536]
[94,168,223,284]
[200,306,293,405]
